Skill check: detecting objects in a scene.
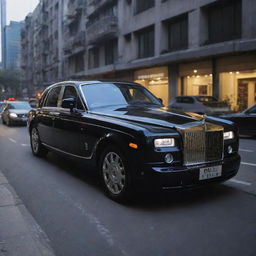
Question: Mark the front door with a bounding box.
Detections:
[54,85,85,156]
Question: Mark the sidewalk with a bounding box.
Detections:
[0,170,55,256]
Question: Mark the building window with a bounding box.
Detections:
[137,26,155,59]
[135,0,154,14]
[74,53,84,73]
[167,14,188,52]
[88,47,99,69]
[105,39,118,65]
[206,0,241,44]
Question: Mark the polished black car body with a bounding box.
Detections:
[2,101,31,126]
[28,81,240,201]
[220,104,256,136]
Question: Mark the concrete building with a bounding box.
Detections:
[21,0,256,110]
[0,0,6,66]
[3,21,23,69]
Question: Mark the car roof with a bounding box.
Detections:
[5,101,29,104]
[46,80,144,90]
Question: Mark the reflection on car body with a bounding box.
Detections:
[170,96,231,115]
[28,81,240,202]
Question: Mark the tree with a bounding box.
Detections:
[0,69,22,99]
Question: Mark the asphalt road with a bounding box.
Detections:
[0,123,256,256]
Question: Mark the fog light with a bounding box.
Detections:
[165,153,174,164]
[228,146,233,154]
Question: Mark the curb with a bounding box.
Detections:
[0,170,56,256]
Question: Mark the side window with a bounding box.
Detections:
[176,97,194,104]
[248,105,256,114]
[62,86,83,110]
[44,87,61,107]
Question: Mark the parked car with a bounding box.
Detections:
[169,96,231,115]
[0,101,4,113]
[28,81,240,202]
[220,104,256,136]
[2,101,32,126]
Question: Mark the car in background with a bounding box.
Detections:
[169,96,231,115]
[220,104,256,137]
[0,101,4,113]
[2,101,32,126]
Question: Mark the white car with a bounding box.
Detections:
[169,96,231,115]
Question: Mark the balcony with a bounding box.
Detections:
[66,0,84,23]
[87,0,115,16]
[87,16,118,44]
[73,32,86,47]
[63,32,86,55]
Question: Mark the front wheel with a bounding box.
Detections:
[30,127,48,157]
[99,146,132,202]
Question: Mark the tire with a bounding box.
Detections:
[99,146,133,202]
[2,117,6,125]
[30,126,48,157]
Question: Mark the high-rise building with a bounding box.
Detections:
[21,0,256,111]
[3,21,23,69]
[0,0,6,65]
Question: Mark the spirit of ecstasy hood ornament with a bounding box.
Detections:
[201,114,207,125]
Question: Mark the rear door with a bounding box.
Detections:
[37,85,63,146]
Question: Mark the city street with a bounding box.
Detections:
[0,123,255,256]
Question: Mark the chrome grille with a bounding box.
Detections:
[205,130,223,162]
[179,122,223,166]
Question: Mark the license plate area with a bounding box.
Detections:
[199,165,222,180]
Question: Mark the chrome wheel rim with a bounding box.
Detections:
[31,128,39,153]
[102,152,126,195]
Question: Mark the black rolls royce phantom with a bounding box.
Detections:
[28,81,240,201]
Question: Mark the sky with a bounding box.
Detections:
[6,0,39,24]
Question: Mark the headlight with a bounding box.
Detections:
[154,138,175,148]
[224,131,234,140]
[9,113,18,118]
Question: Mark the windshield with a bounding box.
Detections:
[196,96,218,102]
[81,83,162,109]
[9,102,32,110]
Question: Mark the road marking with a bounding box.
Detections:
[230,179,251,186]
[9,138,17,143]
[21,144,30,147]
[57,190,128,256]
[241,162,256,167]
[239,149,254,153]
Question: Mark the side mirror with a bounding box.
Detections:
[62,97,76,112]
[158,98,163,104]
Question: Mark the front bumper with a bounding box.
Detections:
[9,117,28,124]
[136,153,240,190]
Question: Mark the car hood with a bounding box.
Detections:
[89,105,208,129]
[9,109,30,114]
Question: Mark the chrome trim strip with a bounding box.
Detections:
[42,143,93,160]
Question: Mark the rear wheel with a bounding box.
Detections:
[99,146,132,202]
[30,127,48,157]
